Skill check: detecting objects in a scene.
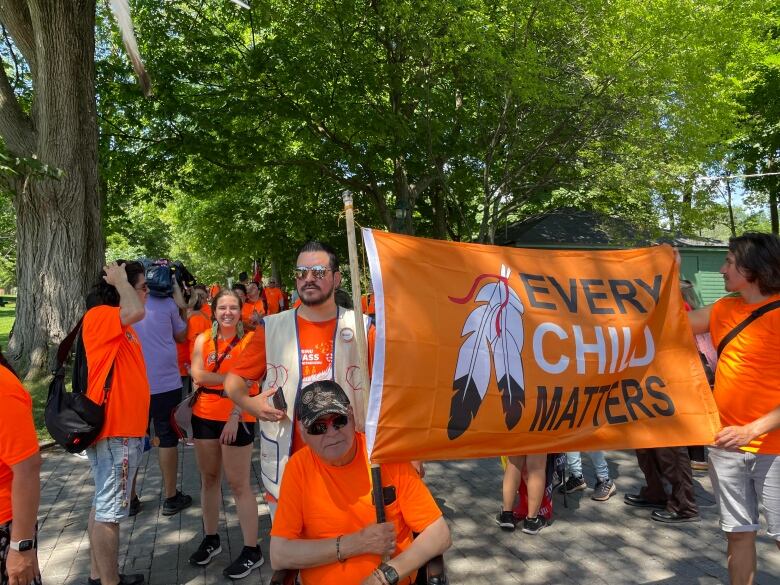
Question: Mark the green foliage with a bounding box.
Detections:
[91,0,777,274]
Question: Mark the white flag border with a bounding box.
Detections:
[362,228,385,461]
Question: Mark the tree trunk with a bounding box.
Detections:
[725,178,736,237]
[770,188,779,235]
[1,1,103,377]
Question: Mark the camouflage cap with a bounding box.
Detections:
[296,380,351,430]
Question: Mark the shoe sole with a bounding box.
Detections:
[651,514,701,524]
[162,501,192,516]
[560,483,587,494]
[591,486,617,501]
[624,499,665,509]
[495,516,516,531]
[223,556,264,579]
[521,524,544,535]
[189,545,222,566]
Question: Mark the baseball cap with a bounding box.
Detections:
[297,380,350,430]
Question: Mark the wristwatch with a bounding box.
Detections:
[10,539,34,552]
[378,562,399,585]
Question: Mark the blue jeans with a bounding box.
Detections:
[566,451,610,482]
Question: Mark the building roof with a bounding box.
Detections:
[494,208,727,249]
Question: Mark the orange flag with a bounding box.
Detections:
[363,229,720,463]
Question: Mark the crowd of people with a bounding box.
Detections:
[0,233,779,585]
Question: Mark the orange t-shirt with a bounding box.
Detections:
[83,306,150,441]
[293,298,302,309]
[710,294,780,454]
[201,304,213,319]
[242,299,266,327]
[192,332,258,422]
[265,287,285,314]
[176,340,189,376]
[187,311,212,354]
[271,433,441,585]
[361,294,376,316]
[0,366,39,524]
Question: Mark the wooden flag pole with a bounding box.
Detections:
[342,191,387,535]
[342,190,371,432]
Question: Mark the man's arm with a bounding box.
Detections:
[171,279,187,310]
[6,452,42,584]
[686,305,712,335]
[714,405,780,449]
[103,262,145,326]
[270,522,396,570]
[377,517,451,583]
[224,372,284,422]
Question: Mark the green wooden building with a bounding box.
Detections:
[494,208,728,306]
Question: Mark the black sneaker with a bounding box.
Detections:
[591,479,616,501]
[129,495,141,517]
[189,536,222,566]
[522,516,545,535]
[162,490,192,516]
[87,574,145,585]
[558,474,586,494]
[495,511,518,531]
[223,546,264,579]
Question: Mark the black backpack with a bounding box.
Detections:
[44,318,114,453]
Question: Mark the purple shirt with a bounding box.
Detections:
[134,296,186,394]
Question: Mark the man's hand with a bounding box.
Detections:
[243,388,285,422]
[357,522,396,558]
[6,549,39,585]
[714,424,757,450]
[103,261,130,287]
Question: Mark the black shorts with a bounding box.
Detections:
[191,415,255,447]
[149,388,182,448]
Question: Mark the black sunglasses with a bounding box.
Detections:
[306,414,349,436]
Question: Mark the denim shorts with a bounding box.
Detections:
[709,448,780,539]
[87,437,144,523]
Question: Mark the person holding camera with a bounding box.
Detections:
[133,271,192,516]
[188,289,264,579]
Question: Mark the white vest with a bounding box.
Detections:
[259,307,368,498]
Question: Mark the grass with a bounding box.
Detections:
[0,302,52,442]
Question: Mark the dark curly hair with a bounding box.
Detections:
[86,260,146,308]
[729,233,780,296]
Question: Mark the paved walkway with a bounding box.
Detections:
[36,445,779,584]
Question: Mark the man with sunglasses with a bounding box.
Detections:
[269,381,450,585]
[225,241,375,517]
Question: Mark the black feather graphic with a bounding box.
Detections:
[497,374,524,430]
[448,375,485,439]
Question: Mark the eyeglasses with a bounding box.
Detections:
[135,283,149,292]
[306,414,349,435]
[294,265,332,280]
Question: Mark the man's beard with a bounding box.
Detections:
[299,281,335,306]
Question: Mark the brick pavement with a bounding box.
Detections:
[35,445,779,584]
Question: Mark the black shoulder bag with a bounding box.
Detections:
[44,318,115,453]
[716,299,780,358]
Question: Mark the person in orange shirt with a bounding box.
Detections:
[687,233,780,585]
[188,289,264,579]
[264,278,285,314]
[0,352,42,585]
[82,261,148,585]
[225,241,375,517]
[241,282,266,330]
[269,380,450,585]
